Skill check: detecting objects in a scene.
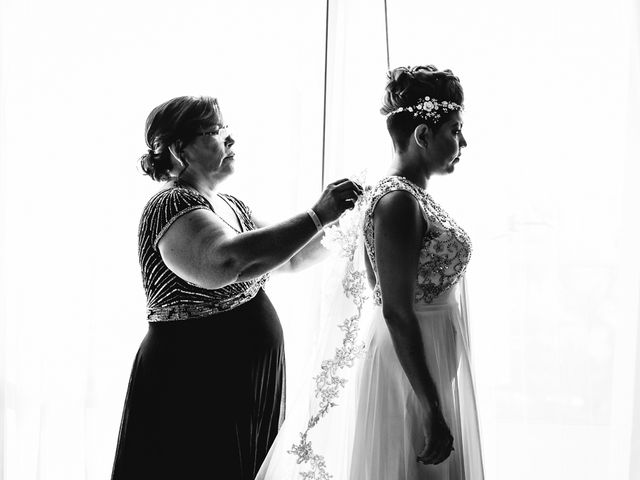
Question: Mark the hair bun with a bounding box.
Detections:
[139,148,172,182]
[382,67,415,111]
[139,151,155,178]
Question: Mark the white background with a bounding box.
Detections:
[0,0,639,479]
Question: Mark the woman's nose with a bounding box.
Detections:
[460,133,468,148]
[225,135,235,148]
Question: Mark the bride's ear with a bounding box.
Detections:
[413,124,429,149]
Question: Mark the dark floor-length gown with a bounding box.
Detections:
[112,185,285,480]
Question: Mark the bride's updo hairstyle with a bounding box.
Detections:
[381,65,463,151]
[139,96,222,182]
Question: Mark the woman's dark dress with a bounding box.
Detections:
[112,186,285,480]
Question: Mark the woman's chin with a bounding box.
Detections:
[445,157,460,174]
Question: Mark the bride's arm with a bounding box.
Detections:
[375,190,454,464]
[373,190,442,412]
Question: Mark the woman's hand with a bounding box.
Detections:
[417,408,454,466]
[312,178,363,225]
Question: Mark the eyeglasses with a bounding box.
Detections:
[196,124,229,137]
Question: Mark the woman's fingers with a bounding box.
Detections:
[420,439,447,465]
[431,420,454,464]
[336,189,360,204]
[327,178,363,195]
[417,442,430,461]
[337,182,363,201]
[326,178,350,187]
[417,436,439,465]
[333,179,363,194]
[314,179,364,223]
[416,445,433,465]
[331,182,362,211]
[417,429,454,466]
[431,437,454,465]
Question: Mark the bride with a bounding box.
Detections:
[258,65,484,480]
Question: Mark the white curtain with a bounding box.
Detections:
[1,0,639,479]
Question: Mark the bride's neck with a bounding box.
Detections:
[387,152,429,190]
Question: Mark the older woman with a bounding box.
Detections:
[111,96,361,480]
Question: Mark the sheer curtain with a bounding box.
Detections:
[1,0,639,479]
[626,2,640,477]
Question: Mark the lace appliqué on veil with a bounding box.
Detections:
[287,189,372,480]
[364,176,472,305]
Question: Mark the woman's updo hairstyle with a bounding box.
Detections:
[381,65,463,151]
[139,96,222,182]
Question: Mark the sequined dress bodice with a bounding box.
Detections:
[363,176,472,305]
[138,186,269,321]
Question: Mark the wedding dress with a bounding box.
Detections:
[257,175,484,480]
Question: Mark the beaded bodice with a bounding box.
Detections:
[363,176,471,305]
[139,186,269,322]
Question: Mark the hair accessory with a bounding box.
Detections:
[307,208,323,232]
[387,96,463,123]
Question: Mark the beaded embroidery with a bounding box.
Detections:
[364,176,471,305]
[139,186,269,321]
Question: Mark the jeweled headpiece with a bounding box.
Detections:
[387,96,464,123]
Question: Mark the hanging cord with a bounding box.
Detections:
[320,0,390,190]
[383,0,394,160]
[320,0,330,190]
[383,0,390,70]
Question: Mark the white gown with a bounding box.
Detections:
[257,176,484,480]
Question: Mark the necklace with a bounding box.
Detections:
[172,179,243,234]
[214,194,243,234]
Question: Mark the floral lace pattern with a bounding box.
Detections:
[364,176,472,305]
[287,188,371,480]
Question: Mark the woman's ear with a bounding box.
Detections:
[413,124,429,149]
[168,141,189,175]
[168,140,183,162]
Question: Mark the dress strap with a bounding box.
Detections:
[369,176,430,224]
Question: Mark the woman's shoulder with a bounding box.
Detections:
[372,176,425,197]
[139,185,214,249]
[143,185,212,215]
[365,176,430,229]
[368,176,426,211]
